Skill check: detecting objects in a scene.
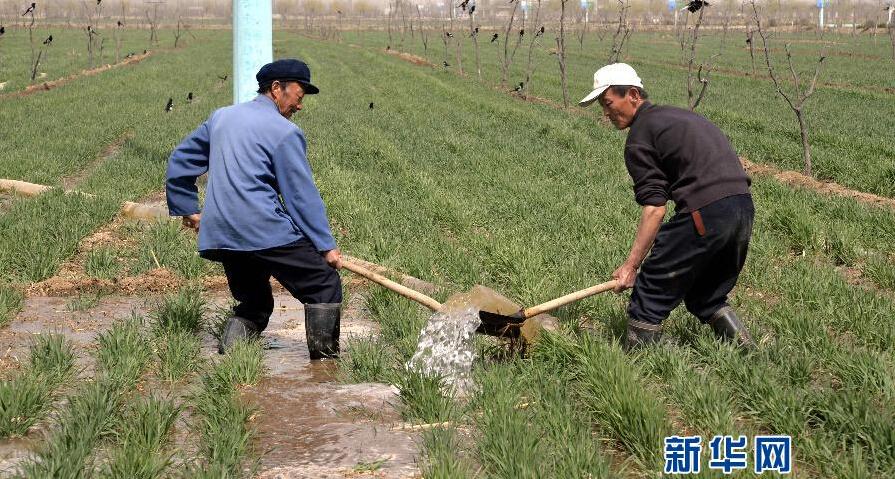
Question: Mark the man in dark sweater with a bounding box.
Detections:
[578,63,756,350]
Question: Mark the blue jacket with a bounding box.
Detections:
[165,95,337,253]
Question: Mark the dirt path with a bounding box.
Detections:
[629,57,895,96]
[0,51,154,100]
[741,158,895,211]
[61,131,134,191]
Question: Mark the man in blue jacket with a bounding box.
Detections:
[166,59,343,359]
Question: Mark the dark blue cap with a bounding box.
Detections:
[256,59,319,94]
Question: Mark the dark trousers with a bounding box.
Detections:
[204,239,342,332]
[628,194,754,326]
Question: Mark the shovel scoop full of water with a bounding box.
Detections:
[406,286,530,395]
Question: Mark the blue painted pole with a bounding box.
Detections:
[233,0,273,104]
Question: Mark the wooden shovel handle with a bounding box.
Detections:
[522,280,618,319]
[341,260,443,312]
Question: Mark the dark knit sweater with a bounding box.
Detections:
[624,102,751,213]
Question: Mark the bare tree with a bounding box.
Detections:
[387,0,394,47]
[522,0,544,94]
[417,4,428,55]
[441,25,450,66]
[501,0,520,86]
[751,0,827,176]
[746,26,756,75]
[26,3,36,77]
[455,25,463,74]
[85,24,99,67]
[888,5,895,60]
[468,7,481,80]
[30,34,49,81]
[399,0,407,47]
[146,1,161,48]
[557,0,570,108]
[114,19,122,62]
[683,2,718,110]
[889,22,895,61]
[576,3,589,51]
[608,0,631,63]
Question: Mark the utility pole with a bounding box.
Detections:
[233,0,272,104]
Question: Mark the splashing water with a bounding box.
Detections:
[406,286,524,395]
[407,305,481,395]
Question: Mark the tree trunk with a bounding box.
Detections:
[558,0,569,109]
[470,13,481,80]
[795,108,812,176]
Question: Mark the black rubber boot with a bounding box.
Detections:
[708,306,756,350]
[304,303,341,360]
[219,316,260,354]
[624,319,663,351]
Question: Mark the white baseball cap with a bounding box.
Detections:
[578,63,643,107]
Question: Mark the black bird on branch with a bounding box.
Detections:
[445,31,453,38]
[513,81,524,92]
[96,0,101,5]
[443,60,450,67]
[519,28,524,36]
[458,0,469,11]
[681,0,708,12]
[22,3,36,16]
[42,34,52,45]
[490,33,498,42]
[369,102,374,109]
[165,98,173,112]
[470,26,479,37]
[536,25,545,36]
[187,92,193,103]
[469,4,475,15]
[745,36,751,44]
[117,20,123,27]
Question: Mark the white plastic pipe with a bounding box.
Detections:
[233,0,273,104]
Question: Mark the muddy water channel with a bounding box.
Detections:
[248,293,420,478]
[0,291,421,478]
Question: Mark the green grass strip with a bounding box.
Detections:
[99,396,181,479]
[187,339,264,477]
[15,318,151,478]
[532,332,671,471]
[0,334,75,438]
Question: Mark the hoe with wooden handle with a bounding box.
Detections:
[343,258,617,342]
[341,260,443,311]
[477,280,619,337]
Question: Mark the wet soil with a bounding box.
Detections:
[245,292,419,479]
[0,288,421,478]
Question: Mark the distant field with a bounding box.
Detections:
[0,26,894,478]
